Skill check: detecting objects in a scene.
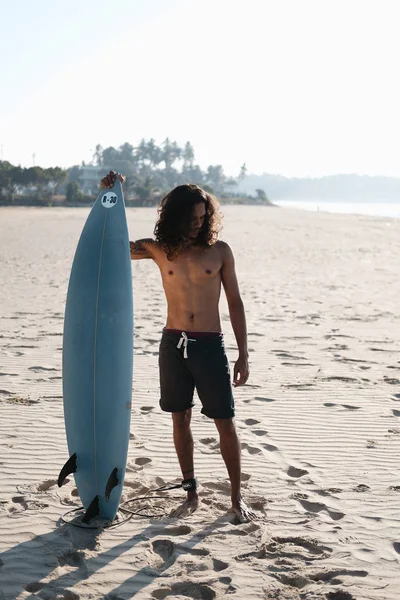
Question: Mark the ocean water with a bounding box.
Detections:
[275,199,400,219]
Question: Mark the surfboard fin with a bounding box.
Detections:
[57,453,77,487]
[105,467,119,501]
[82,495,100,523]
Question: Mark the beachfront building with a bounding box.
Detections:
[79,165,103,195]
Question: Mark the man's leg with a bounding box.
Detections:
[214,417,256,522]
[172,408,195,481]
[171,409,198,515]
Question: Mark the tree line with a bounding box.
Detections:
[0,138,273,206]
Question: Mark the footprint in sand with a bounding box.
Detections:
[283,383,316,390]
[0,389,13,396]
[8,496,48,512]
[393,409,400,417]
[282,362,316,367]
[6,395,38,405]
[322,376,359,383]
[310,568,368,584]
[287,466,309,478]
[271,566,366,592]
[58,549,86,569]
[254,396,277,402]
[324,402,361,410]
[152,582,215,600]
[353,484,370,492]
[161,525,191,536]
[140,406,154,414]
[148,538,209,573]
[316,488,343,497]
[298,498,345,521]
[244,418,260,426]
[200,437,217,445]
[213,559,229,571]
[36,479,58,492]
[28,366,58,372]
[252,429,268,437]
[384,377,400,385]
[135,457,152,466]
[199,437,220,453]
[238,535,332,563]
[262,443,279,452]
[241,442,262,455]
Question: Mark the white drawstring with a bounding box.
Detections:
[177,332,196,359]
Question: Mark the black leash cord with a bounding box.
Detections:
[60,478,197,529]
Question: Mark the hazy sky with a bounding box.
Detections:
[1,0,398,177]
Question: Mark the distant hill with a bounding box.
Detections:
[237,174,400,201]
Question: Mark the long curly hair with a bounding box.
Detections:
[154,184,223,260]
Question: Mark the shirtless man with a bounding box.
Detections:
[101,171,255,522]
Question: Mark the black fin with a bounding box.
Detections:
[58,453,77,487]
[82,495,100,523]
[105,467,119,501]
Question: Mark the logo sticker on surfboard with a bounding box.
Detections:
[101,192,118,208]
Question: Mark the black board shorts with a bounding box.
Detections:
[158,328,235,419]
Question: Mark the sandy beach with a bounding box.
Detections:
[0,204,399,600]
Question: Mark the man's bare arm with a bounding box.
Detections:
[220,241,249,386]
[130,238,158,260]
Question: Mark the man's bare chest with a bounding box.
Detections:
[158,248,222,284]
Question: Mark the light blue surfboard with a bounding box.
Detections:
[58,178,133,522]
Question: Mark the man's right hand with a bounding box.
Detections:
[100,171,126,189]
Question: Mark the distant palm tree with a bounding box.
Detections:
[162,138,174,170]
[132,175,157,204]
[183,141,195,168]
[171,141,182,165]
[239,162,247,180]
[92,144,103,166]
[146,139,163,168]
[206,165,226,194]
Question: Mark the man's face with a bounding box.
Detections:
[189,202,206,239]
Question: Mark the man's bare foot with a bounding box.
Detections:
[230,497,257,523]
[170,491,199,518]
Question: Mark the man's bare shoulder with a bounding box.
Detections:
[215,240,234,260]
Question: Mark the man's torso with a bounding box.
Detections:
[145,241,225,332]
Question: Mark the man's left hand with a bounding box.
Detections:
[233,355,249,387]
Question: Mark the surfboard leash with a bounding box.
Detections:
[60,477,198,529]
